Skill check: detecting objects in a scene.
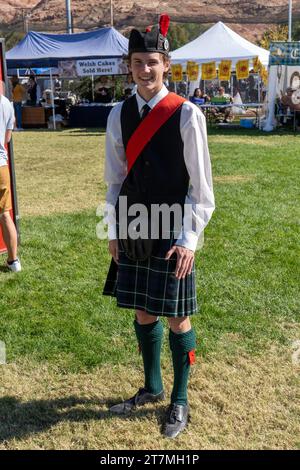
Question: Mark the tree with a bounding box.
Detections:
[257,25,288,49]
[168,23,210,50]
[0,31,25,50]
[292,21,300,40]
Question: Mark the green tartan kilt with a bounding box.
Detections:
[103,232,197,317]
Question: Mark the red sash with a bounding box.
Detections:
[126,92,186,174]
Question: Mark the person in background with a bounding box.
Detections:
[280,87,300,129]
[94,76,113,103]
[0,82,21,272]
[211,86,233,122]
[190,88,210,106]
[281,87,296,110]
[27,75,38,105]
[54,78,62,92]
[123,74,137,97]
[36,80,42,105]
[11,76,26,130]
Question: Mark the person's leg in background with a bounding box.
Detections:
[13,102,22,129]
[0,211,18,262]
[0,166,21,272]
[224,107,232,122]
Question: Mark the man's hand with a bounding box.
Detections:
[165,245,194,280]
[109,239,119,264]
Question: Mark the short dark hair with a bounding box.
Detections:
[124,52,171,80]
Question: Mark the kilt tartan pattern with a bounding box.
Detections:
[103,233,197,317]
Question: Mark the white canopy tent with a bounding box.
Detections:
[171,22,269,98]
[171,21,270,67]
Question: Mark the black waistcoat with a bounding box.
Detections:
[119,94,189,208]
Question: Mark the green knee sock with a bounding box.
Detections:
[169,328,196,406]
[134,319,164,395]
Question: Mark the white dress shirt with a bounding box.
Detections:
[104,85,215,252]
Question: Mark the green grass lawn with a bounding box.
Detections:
[0,128,299,372]
[0,127,299,450]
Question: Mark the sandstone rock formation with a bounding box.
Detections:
[1,0,299,41]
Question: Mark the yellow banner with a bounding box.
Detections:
[236,60,249,80]
[187,61,199,81]
[202,62,217,80]
[253,56,263,73]
[219,60,232,81]
[260,67,268,85]
[187,61,195,74]
[171,64,183,82]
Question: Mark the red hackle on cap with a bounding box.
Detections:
[159,14,170,36]
[146,26,152,33]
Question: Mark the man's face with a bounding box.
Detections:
[129,52,169,96]
[219,87,225,95]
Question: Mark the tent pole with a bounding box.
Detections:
[283,64,288,92]
[263,65,277,132]
[288,0,293,42]
[50,67,56,130]
[66,0,72,34]
[110,0,114,27]
[258,74,261,103]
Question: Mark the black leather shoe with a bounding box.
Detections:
[163,403,189,438]
[109,388,165,415]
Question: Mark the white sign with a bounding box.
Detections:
[76,59,128,76]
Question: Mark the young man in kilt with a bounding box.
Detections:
[103,15,215,438]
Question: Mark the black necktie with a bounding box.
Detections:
[141,104,151,120]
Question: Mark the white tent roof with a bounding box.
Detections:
[171,22,270,67]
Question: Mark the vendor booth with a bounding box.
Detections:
[6,28,129,129]
[263,41,300,132]
[171,22,269,103]
[171,22,269,67]
[0,39,20,254]
[7,67,62,128]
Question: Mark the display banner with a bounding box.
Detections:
[253,56,262,73]
[201,62,217,80]
[219,60,232,81]
[186,61,199,81]
[260,67,269,85]
[171,64,183,82]
[0,39,19,254]
[236,59,249,80]
[58,58,128,78]
[269,42,300,66]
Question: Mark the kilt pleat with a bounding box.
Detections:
[103,233,197,317]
